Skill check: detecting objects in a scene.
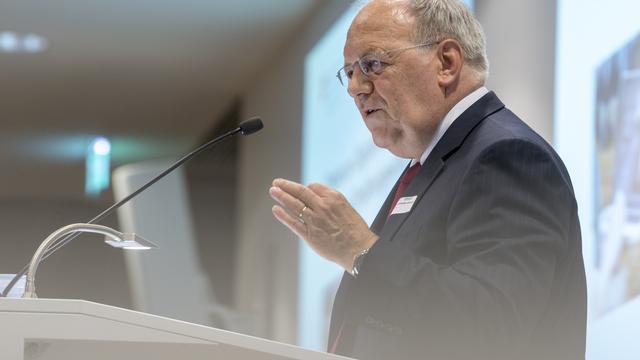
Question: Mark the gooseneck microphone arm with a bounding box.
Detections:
[1,117,263,297]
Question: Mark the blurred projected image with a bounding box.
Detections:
[595,32,640,315]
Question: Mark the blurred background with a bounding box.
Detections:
[0,0,638,359]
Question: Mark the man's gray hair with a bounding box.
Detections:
[405,0,489,81]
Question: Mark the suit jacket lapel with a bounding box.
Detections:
[369,164,407,235]
[432,91,505,161]
[377,159,445,242]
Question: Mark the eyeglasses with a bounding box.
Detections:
[336,42,439,87]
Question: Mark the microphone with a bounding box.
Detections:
[239,117,263,135]
[1,117,264,297]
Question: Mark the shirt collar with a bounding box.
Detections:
[411,86,489,166]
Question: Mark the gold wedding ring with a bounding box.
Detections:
[298,205,308,223]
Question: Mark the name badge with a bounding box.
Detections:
[390,196,417,215]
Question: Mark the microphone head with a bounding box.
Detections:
[239,117,264,136]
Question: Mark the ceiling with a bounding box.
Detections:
[0,0,318,198]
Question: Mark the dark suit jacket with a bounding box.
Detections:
[328,92,587,360]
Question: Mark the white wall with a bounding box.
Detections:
[476,0,556,142]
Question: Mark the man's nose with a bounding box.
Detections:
[347,66,373,98]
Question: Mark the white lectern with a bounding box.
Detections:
[0,298,351,360]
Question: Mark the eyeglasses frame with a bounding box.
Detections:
[336,41,440,87]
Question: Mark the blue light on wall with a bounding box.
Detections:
[0,32,48,53]
[85,137,111,196]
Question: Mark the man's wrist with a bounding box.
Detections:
[350,246,370,278]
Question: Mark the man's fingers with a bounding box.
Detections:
[307,182,331,195]
[273,178,319,208]
[272,205,307,239]
[269,186,307,216]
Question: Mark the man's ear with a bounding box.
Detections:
[437,39,464,89]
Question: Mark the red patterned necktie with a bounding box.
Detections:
[387,162,422,218]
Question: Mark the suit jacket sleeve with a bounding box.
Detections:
[351,138,577,358]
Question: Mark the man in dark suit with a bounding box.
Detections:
[269,0,586,359]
